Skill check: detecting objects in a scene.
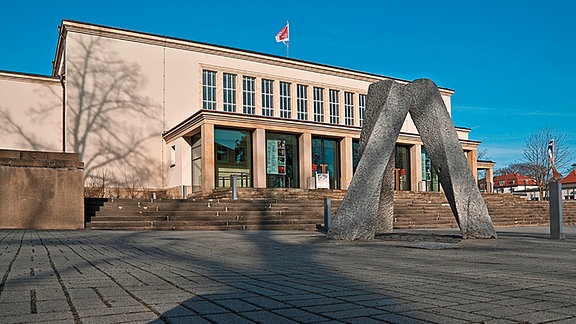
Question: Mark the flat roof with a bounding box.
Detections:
[54,20,455,95]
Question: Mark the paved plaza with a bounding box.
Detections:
[1,227,575,324]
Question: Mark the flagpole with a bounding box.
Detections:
[286,20,290,58]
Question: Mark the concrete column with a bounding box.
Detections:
[216,72,223,111]
[201,123,215,194]
[273,80,280,118]
[485,167,494,193]
[299,132,312,189]
[321,88,328,123]
[340,137,353,189]
[237,74,243,113]
[253,128,267,188]
[307,85,314,122]
[353,92,359,126]
[291,82,297,120]
[338,90,345,125]
[411,144,422,191]
[466,149,478,181]
[255,77,262,115]
[180,138,192,186]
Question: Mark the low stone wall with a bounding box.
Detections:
[0,149,84,229]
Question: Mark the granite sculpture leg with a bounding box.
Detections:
[326,79,497,240]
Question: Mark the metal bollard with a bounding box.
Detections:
[231,175,238,200]
[323,197,331,233]
[549,181,565,240]
[182,185,187,200]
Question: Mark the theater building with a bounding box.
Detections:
[1,20,485,196]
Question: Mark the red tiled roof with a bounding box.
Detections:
[493,173,538,188]
[560,170,576,184]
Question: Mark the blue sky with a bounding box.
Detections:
[1,0,575,170]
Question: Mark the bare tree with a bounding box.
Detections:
[495,162,534,177]
[477,149,490,161]
[521,127,572,198]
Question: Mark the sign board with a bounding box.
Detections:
[266,139,286,175]
[316,172,330,189]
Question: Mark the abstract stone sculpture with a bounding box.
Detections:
[327,79,497,240]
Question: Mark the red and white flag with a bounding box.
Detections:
[275,23,289,43]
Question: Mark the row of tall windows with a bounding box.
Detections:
[202,70,365,125]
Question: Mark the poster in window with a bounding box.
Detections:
[316,172,330,189]
[276,140,286,175]
[267,139,286,175]
[267,140,278,174]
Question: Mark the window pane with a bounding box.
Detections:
[261,79,274,116]
[223,73,236,112]
[243,76,255,114]
[202,70,216,110]
[329,89,339,124]
[344,92,354,126]
[358,94,366,127]
[214,128,252,188]
[313,87,324,122]
[297,84,308,120]
[280,81,291,118]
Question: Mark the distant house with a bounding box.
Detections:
[493,173,539,195]
[560,169,576,199]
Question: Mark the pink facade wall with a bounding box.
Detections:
[0,73,62,151]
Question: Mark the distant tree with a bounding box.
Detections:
[477,149,490,161]
[521,127,572,198]
[494,163,534,177]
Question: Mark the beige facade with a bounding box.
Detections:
[0,72,62,151]
[1,20,485,196]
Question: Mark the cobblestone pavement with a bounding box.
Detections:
[1,227,575,324]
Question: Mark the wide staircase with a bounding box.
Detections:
[85,189,343,231]
[393,191,576,229]
[85,189,576,231]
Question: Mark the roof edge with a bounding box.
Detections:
[58,20,456,95]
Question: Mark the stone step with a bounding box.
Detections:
[85,191,576,231]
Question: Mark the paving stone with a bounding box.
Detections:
[204,312,255,324]
[80,311,159,324]
[241,296,290,310]
[1,228,576,324]
[401,310,470,324]
[324,306,387,320]
[371,312,432,324]
[180,299,229,315]
[273,307,331,323]
[158,304,197,318]
[213,298,262,312]
[507,310,574,323]
[0,312,75,324]
[242,310,298,323]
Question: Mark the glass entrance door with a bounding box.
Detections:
[421,147,439,191]
[312,137,340,189]
[395,145,411,191]
[266,132,299,188]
